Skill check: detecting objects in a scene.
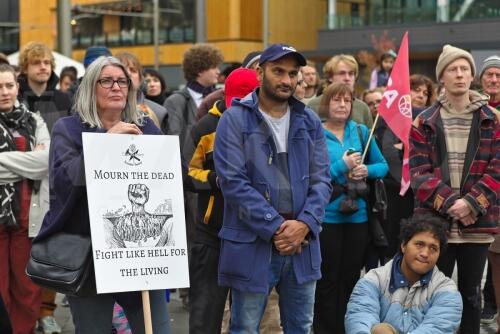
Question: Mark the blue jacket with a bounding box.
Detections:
[214,90,332,293]
[324,120,388,223]
[345,255,462,334]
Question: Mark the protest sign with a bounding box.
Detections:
[82,133,189,294]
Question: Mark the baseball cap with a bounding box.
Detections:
[224,68,259,107]
[259,44,306,66]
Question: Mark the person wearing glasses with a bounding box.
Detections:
[478,55,500,326]
[362,88,384,120]
[35,56,170,334]
[307,54,373,128]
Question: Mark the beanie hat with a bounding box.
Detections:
[435,44,476,81]
[479,55,500,79]
[224,68,259,108]
[83,46,112,68]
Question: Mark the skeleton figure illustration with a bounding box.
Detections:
[103,184,174,248]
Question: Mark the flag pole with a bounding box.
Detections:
[142,290,153,334]
[361,113,380,164]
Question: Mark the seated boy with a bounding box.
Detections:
[345,214,462,334]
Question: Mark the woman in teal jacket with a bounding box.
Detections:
[313,82,388,334]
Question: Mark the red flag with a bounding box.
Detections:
[378,32,412,195]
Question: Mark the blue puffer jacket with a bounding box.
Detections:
[345,256,462,334]
[214,89,332,293]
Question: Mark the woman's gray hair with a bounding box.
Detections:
[74,56,143,128]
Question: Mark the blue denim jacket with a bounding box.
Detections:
[214,89,332,293]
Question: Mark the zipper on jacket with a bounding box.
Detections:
[268,149,273,165]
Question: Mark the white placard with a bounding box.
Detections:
[82,133,189,294]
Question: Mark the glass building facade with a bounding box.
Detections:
[72,0,195,49]
[330,0,500,29]
[0,0,19,54]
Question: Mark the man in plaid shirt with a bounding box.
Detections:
[410,44,499,334]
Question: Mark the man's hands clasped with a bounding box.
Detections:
[447,198,476,226]
[273,220,310,256]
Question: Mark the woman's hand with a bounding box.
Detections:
[351,164,368,180]
[343,151,361,170]
[107,122,143,135]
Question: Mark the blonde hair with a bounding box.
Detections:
[19,42,55,74]
[323,54,358,81]
[74,56,143,128]
[115,52,144,82]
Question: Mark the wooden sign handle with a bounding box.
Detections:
[142,290,153,334]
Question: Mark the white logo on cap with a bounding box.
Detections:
[282,46,297,52]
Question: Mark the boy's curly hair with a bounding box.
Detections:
[399,213,448,253]
[182,44,224,82]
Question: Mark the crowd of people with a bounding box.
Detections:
[0,39,498,334]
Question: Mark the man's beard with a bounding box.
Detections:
[261,76,295,103]
[31,74,50,85]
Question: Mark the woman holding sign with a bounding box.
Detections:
[35,56,170,334]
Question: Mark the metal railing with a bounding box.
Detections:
[325,1,500,30]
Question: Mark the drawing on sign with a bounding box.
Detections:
[123,144,143,166]
[102,184,174,248]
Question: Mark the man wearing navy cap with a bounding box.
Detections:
[214,44,332,333]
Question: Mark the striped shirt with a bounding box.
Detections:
[439,91,493,244]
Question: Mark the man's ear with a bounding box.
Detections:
[257,65,264,83]
[400,242,406,254]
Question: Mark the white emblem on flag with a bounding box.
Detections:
[398,94,412,119]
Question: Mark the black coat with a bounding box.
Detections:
[17,72,72,133]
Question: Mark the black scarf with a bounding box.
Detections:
[0,101,37,229]
[187,81,216,97]
[145,92,167,106]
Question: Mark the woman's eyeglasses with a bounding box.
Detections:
[97,78,131,89]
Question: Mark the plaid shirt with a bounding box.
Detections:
[410,102,499,233]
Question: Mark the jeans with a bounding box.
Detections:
[229,248,316,334]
